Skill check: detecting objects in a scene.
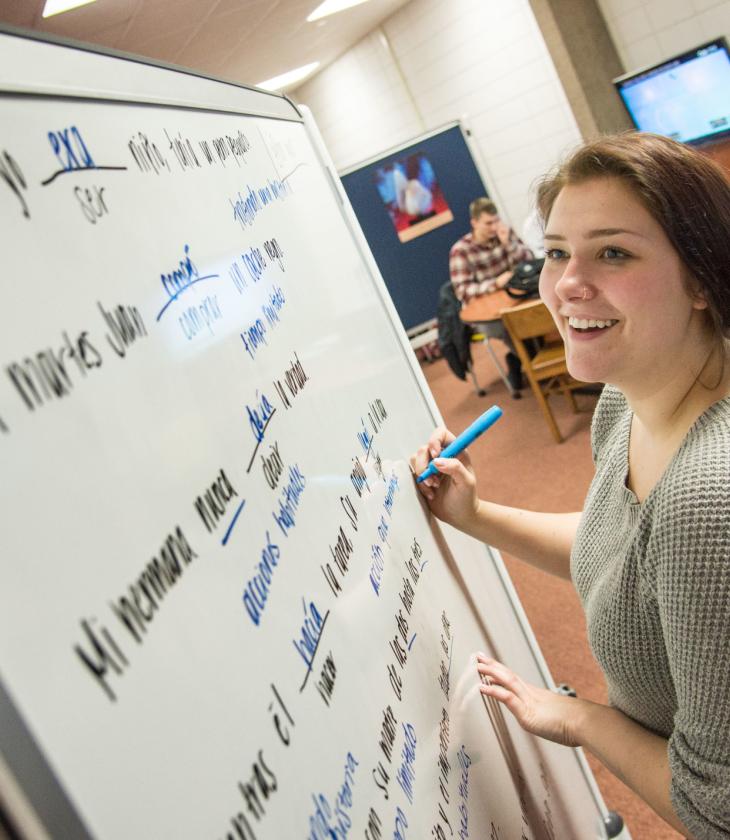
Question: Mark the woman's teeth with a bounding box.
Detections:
[568,317,618,330]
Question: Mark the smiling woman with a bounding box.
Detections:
[412,133,730,839]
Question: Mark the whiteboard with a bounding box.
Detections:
[0,29,610,840]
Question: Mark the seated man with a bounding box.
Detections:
[449,197,534,393]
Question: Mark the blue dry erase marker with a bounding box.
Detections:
[416,405,503,483]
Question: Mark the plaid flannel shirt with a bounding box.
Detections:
[449,230,533,303]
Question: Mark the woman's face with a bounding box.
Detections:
[539,177,708,390]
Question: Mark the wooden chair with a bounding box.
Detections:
[500,299,584,443]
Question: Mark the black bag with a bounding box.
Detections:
[506,258,544,299]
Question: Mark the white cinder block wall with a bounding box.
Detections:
[293,0,582,232]
[597,0,730,74]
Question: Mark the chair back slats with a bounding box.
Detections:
[499,298,585,443]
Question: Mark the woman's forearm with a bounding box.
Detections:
[461,501,580,579]
[575,701,691,836]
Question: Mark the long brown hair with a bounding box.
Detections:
[536,132,730,340]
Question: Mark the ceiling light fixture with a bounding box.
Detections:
[306,0,371,23]
[42,0,97,17]
[257,62,320,92]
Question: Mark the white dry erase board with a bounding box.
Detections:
[0,29,610,840]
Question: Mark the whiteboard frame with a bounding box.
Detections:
[0,26,613,839]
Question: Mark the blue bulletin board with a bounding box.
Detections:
[340,124,489,330]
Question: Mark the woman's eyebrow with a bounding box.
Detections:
[544,228,645,240]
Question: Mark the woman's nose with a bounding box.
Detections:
[555,258,593,302]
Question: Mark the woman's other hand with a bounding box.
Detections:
[477,654,581,747]
[410,427,479,530]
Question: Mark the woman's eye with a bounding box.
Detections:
[545,248,568,260]
[601,246,629,260]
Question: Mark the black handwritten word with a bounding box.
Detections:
[385,539,423,701]
[456,745,472,840]
[74,184,108,224]
[350,456,369,498]
[73,617,128,703]
[0,415,9,434]
[75,526,197,700]
[128,131,170,174]
[438,609,452,701]
[261,442,284,489]
[272,351,308,410]
[221,748,278,839]
[263,238,285,271]
[341,494,358,531]
[199,131,252,168]
[396,723,417,805]
[6,329,102,412]
[97,300,147,358]
[165,128,201,171]
[0,148,29,218]
[406,538,422,586]
[364,808,382,840]
[320,525,353,597]
[268,683,295,747]
[110,527,197,645]
[366,398,388,434]
[48,125,94,173]
[194,468,239,533]
[378,705,397,764]
[272,464,306,537]
[238,749,278,822]
[433,707,452,840]
[372,760,390,801]
[315,651,337,707]
[307,752,358,839]
[242,531,281,627]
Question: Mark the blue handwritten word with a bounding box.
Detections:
[307,752,359,840]
[292,597,325,669]
[230,186,261,228]
[377,514,390,545]
[357,419,372,456]
[262,285,286,327]
[457,745,472,840]
[247,391,275,444]
[396,723,417,805]
[48,126,95,172]
[230,179,292,229]
[156,244,220,321]
[240,318,268,360]
[369,544,385,596]
[272,464,306,536]
[242,245,267,283]
[383,474,399,517]
[242,531,281,626]
[393,806,408,840]
[179,294,222,340]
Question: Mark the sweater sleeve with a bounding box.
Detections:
[651,413,730,838]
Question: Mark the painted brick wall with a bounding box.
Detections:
[597,0,730,72]
[293,0,582,231]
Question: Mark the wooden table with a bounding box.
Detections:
[459,288,519,324]
[459,289,523,396]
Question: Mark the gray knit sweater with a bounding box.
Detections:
[571,385,730,839]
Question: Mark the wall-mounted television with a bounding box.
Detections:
[614,37,730,145]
